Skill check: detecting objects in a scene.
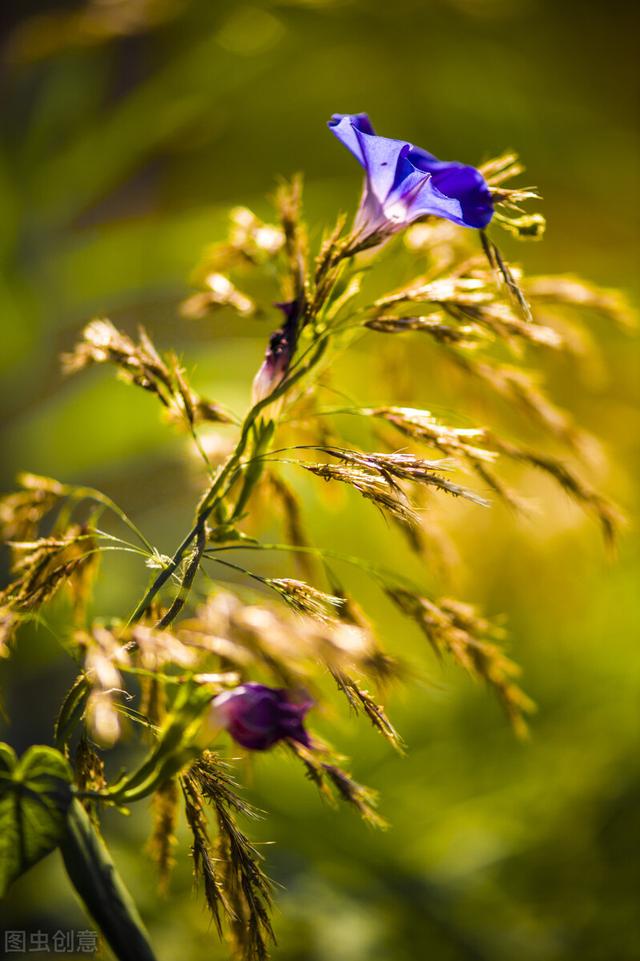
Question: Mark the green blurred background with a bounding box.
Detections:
[1,2,639,959]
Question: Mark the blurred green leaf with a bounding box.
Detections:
[0,743,73,897]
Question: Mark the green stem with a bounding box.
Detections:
[228,420,275,523]
[127,518,204,625]
[68,486,155,554]
[154,522,207,629]
[205,541,421,592]
[127,331,332,626]
[60,799,158,961]
[124,229,360,628]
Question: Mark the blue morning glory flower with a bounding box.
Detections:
[328,113,493,244]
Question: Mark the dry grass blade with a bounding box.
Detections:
[349,451,490,507]
[372,271,559,349]
[387,588,534,736]
[79,623,130,748]
[75,734,106,825]
[0,473,65,542]
[181,772,227,938]
[525,275,636,330]
[182,591,374,688]
[191,753,274,961]
[369,407,495,460]
[488,438,623,547]
[147,778,179,895]
[331,669,404,752]
[181,273,255,319]
[310,212,351,319]
[288,742,387,828]
[301,459,419,528]
[479,152,526,187]
[480,152,544,234]
[495,212,546,240]
[366,313,484,346]
[267,577,345,623]
[62,319,172,395]
[62,319,234,430]
[480,230,533,324]
[1,527,99,615]
[448,351,587,451]
[369,406,621,543]
[275,175,307,309]
[322,764,387,828]
[306,447,490,508]
[187,207,284,283]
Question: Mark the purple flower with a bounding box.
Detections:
[328,113,493,243]
[211,682,313,751]
[252,299,303,404]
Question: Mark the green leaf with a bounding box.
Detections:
[0,743,73,897]
[61,799,158,961]
[0,742,16,775]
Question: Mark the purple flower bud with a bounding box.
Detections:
[211,682,313,751]
[251,300,303,405]
[328,113,493,244]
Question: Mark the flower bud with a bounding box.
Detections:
[210,682,312,751]
[251,300,302,405]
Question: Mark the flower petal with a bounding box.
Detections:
[329,112,494,232]
[330,114,411,204]
[408,148,494,228]
[328,112,377,166]
[384,168,463,226]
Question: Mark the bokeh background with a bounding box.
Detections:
[1,2,639,960]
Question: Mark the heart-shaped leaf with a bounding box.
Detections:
[0,743,73,897]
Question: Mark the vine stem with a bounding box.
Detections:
[205,540,423,593]
[126,334,332,627]
[125,228,359,628]
[67,485,156,554]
